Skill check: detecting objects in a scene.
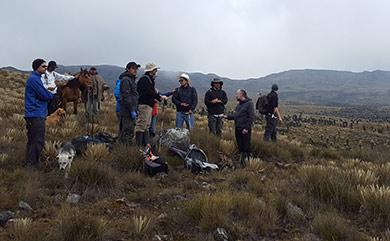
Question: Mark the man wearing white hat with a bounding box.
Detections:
[172,73,198,130]
[135,63,168,146]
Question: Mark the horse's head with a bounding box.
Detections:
[77,68,92,87]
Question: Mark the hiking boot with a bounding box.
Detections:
[135,131,143,147]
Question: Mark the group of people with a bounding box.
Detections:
[24,58,282,168]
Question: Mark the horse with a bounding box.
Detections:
[58,68,91,114]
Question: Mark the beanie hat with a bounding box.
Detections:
[272,84,279,91]
[32,58,46,71]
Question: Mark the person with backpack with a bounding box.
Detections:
[135,63,168,146]
[204,78,228,136]
[224,89,255,167]
[41,61,75,115]
[263,84,283,142]
[118,62,140,145]
[25,59,54,168]
[172,73,198,130]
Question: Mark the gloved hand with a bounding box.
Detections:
[130,111,137,120]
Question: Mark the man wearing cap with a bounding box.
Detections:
[172,73,198,130]
[135,63,167,146]
[41,61,75,115]
[204,78,228,136]
[118,62,140,145]
[264,84,283,142]
[25,58,54,167]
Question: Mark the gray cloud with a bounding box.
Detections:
[1,0,389,78]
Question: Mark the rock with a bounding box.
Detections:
[286,202,305,222]
[66,194,81,204]
[115,198,140,209]
[174,195,187,201]
[153,234,169,241]
[157,213,168,219]
[0,210,15,227]
[18,201,32,211]
[213,228,229,241]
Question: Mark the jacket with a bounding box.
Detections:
[114,79,121,113]
[172,85,198,112]
[204,88,228,115]
[137,74,161,107]
[25,71,54,118]
[227,98,255,129]
[41,70,74,94]
[266,90,278,114]
[119,72,138,117]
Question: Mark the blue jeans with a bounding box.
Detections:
[176,112,195,130]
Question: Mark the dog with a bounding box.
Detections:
[57,142,76,178]
[46,108,66,126]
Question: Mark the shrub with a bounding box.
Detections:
[111,144,143,172]
[83,144,112,163]
[312,212,367,241]
[70,161,117,190]
[53,206,107,241]
[359,185,390,222]
[219,139,236,156]
[185,192,277,234]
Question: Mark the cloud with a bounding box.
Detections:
[0,0,389,78]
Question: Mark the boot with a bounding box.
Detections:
[135,131,143,147]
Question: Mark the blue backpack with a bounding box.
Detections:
[114,79,121,112]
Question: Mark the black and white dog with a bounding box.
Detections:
[57,142,76,178]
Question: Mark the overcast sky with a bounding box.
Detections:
[0,0,389,79]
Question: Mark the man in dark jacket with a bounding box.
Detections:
[225,89,255,167]
[135,63,167,146]
[204,78,228,136]
[24,58,54,167]
[118,62,140,145]
[264,84,283,142]
[172,73,198,130]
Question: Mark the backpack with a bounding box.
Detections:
[256,94,269,114]
[143,144,168,176]
[114,79,121,101]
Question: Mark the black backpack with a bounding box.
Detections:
[256,94,269,114]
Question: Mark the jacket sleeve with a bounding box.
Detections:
[54,71,74,81]
[204,90,212,106]
[138,77,161,101]
[120,77,137,112]
[172,88,181,106]
[31,77,53,101]
[221,91,228,105]
[226,112,235,120]
[190,88,198,110]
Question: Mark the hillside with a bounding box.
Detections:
[3,65,390,106]
[1,69,390,240]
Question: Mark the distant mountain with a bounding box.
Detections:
[2,65,390,106]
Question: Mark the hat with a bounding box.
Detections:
[90,66,97,71]
[48,61,57,69]
[211,78,223,85]
[32,58,46,71]
[126,62,140,69]
[144,63,159,72]
[179,73,190,81]
[272,84,279,91]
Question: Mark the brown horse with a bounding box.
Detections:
[58,68,91,114]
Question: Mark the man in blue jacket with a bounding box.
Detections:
[24,59,54,167]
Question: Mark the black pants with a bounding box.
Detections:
[25,117,46,167]
[118,116,135,145]
[264,114,278,142]
[208,114,224,136]
[48,94,60,115]
[235,127,252,154]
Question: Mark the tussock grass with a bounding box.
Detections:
[110,144,143,172]
[70,161,117,190]
[185,192,277,235]
[83,144,111,163]
[312,212,367,241]
[359,185,390,222]
[53,206,107,241]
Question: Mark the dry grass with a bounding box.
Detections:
[83,144,112,163]
[359,185,390,222]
